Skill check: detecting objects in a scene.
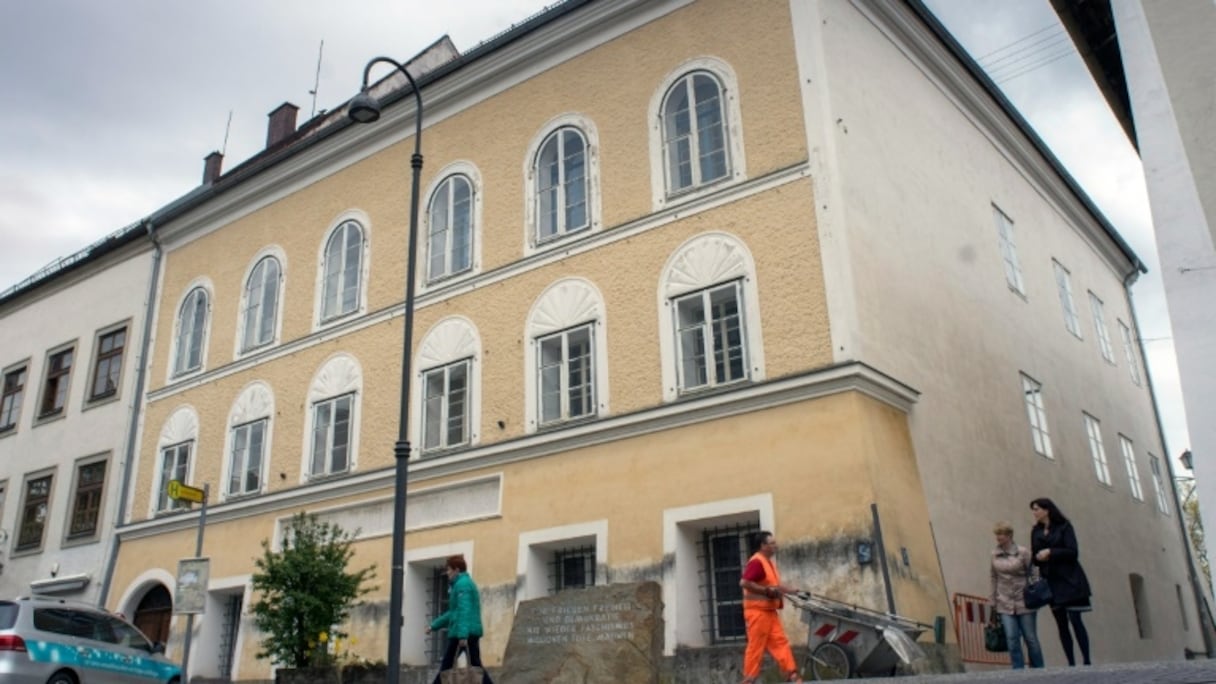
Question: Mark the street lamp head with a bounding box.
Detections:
[348,89,382,124]
[1181,449,1194,472]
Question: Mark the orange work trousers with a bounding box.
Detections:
[743,607,797,678]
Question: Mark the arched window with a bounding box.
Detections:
[662,71,729,193]
[427,175,475,282]
[303,354,362,480]
[535,128,589,243]
[155,406,198,514]
[524,278,610,433]
[241,255,281,351]
[174,287,209,376]
[412,317,481,456]
[320,220,364,321]
[224,382,274,498]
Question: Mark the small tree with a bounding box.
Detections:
[250,512,376,668]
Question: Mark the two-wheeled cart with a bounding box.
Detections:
[787,592,930,679]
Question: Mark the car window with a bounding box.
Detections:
[108,616,153,652]
[83,611,118,644]
[0,602,17,629]
[33,608,92,638]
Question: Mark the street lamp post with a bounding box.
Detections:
[348,57,424,684]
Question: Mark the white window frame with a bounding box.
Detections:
[523,114,602,255]
[536,324,597,427]
[1119,320,1142,385]
[421,359,471,454]
[659,232,765,403]
[222,381,274,499]
[410,317,481,458]
[1021,373,1053,459]
[993,205,1025,295]
[648,57,746,211]
[1120,435,1144,501]
[1083,412,1112,485]
[1089,291,1115,363]
[227,419,267,498]
[301,354,363,481]
[152,406,199,516]
[310,393,355,479]
[157,441,192,513]
[524,278,609,434]
[237,248,285,355]
[1052,259,1082,338]
[318,218,367,324]
[169,279,213,381]
[1150,455,1171,515]
[421,162,482,287]
[673,281,749,393]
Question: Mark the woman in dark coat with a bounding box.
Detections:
[1029,497,1092,666]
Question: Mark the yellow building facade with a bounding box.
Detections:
[105,0,1200,679]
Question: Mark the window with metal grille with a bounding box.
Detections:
[90,327,126,400]
[426,567,451,666]
[550,546,596,594]
[421,359,470,453]
[0,365,26,431]
[39,347,74,417]
[16,474,53,552]
[68,460,106,539]
[218,594,243,679]
[700,522,757,643]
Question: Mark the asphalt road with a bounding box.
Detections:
[892,660,1216,683]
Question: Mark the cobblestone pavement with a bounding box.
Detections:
[891,660,1216,683]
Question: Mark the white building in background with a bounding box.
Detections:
[0,225,155,603]
[1055,0,1216,589]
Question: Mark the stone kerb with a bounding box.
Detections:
[500,581,664,683]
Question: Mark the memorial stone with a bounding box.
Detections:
[499,581,663,683]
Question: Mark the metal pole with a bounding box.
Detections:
[358,56,424,684]
[180,484,208,683]
[871,503,897,615]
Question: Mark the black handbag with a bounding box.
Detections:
[984,616,1008,652]
[1024,559,1053,610]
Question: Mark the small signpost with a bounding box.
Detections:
[168,479,209,683]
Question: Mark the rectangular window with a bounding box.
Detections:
[421,360,470,453]
[90,327,127,400]
[228,420,266,496]
[1020,374,1053,459]
[1120,435,1144,501]
[1088,293,1114,363]
[311,394,353,477]
[68,460,106,539]
[701,523,757,643]
[0,366,27,432]
[551,546,596,594]
[674,281,748,392]
[158,442,191,512]
[538,325,596,425]
[1119,320,1142,385]
[39,347,75,417]
[993,206,1025,295]
[1150,455,1171,515]
[1083,413,1111,485]
[1052,260,1082,338]
[16,474,53,552]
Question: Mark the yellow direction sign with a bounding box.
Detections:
[167,479,206,504]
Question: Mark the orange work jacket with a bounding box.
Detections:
[741,552,783,611]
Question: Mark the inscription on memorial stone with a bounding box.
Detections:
[500,581,663,684]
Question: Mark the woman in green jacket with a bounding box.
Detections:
[427,555,494,683]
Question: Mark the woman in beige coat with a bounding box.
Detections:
[990,521,1044,668]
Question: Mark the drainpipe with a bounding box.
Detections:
[98,219,161,608]
[1122,265,1215,656]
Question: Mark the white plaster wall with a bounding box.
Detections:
[1114,0,1216,592]
[792,0,1201,662]
[0,247,153,602]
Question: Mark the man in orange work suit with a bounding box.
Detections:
[739,530,803,683]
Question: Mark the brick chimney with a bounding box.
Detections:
[266,102,299,148]
[202,151,223,185]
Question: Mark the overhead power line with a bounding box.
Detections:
[981,31,1068,71]
[975,22,1060,62]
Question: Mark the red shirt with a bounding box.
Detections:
[741,558,767,582]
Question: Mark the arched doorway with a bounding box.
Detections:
[133,584,172,646]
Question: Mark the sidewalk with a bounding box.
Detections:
[894,660,1216,683]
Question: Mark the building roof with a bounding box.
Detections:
[1050,0,1137,148]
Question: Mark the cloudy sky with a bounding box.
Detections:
[0,0,1189,458]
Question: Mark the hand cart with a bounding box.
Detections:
[786,592,930,679]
